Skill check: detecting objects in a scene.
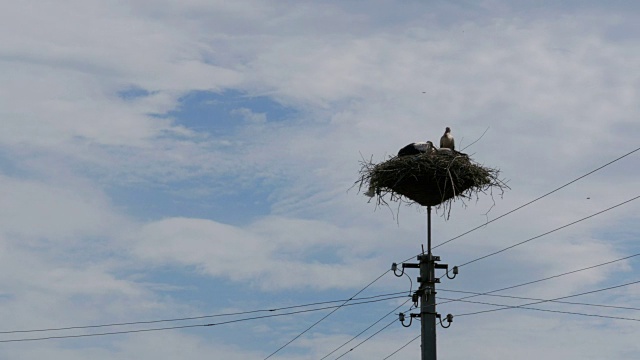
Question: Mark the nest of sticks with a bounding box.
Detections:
[356,151,509,215]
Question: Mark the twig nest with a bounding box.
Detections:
[357,151,508,210]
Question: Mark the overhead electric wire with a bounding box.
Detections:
[263,270,391,359]
[0,322,215,344]
[319,298,412,360]
[433,145,640,250]
[332,302,415,360]
[0,294,406,344]
[444,297,640,323]
[382,334,420,359]
[455,194,640,269]
[453,278,640,318]
[436,251,640,307]
[333,318,398,360]
[439,288,640,311]
[0,290,409,336]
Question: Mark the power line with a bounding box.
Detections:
[332,302,415,360]
[0,291,409,336]
[0,294,407,344]
[436,251,640,307]
[444,297,640,323]
[382,334,420,360]
[433,145,640,250]
[334,318,397,360]
[439,288,640,312]
[456,194,640,269]
[319,298,412,360]
[0,322,207,344]
[263,270,391,359]
[453,279,640,318]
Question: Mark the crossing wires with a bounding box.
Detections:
[454,278,640,318]
[263,270,391,359]
[0,292,407,343]
[455,194,640,269]
[433,145,640,250]
[437,251,640,307]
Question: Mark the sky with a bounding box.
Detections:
[1,0,640,359]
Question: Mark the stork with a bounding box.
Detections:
[440,127,455,150]
[397,141,437,157]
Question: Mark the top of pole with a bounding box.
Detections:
[427,205,432,255]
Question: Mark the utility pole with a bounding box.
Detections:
[395,206,456,360]
[420,250,437,359]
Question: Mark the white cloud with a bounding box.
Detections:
[128,216,401,291]
[0,175,128,243]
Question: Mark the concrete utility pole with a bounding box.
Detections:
[420,252,437,359]
[396,206,455,360]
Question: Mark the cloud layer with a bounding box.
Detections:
[1,1,639,359]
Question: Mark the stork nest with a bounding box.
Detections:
[356,151,509,216]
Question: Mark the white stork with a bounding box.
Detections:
[439,127,455,150]
[397,141,437,157]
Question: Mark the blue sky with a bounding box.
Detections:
[109,89,297,224]
[1,1,640,359]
